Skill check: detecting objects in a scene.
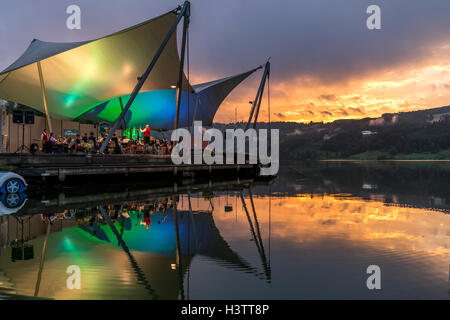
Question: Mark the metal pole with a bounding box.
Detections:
[252,62,270,129]
[188,191,199,250]
[173,196,181,268]
[172,195,185,300]
[241,190,271,282]
[99,206,157,299]
[174,4,190,130]
[248,189,265,254]
[252,88,264,128]
[190,95,199,133]
[253,72,269,128]
[246,61,270,130]
[246,71,264,131]
[240,192,261,253]
[100,1,191,153]
[34,222,51,297]
[118,96,126,130]
[37,61,53,133]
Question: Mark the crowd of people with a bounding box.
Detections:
[39,124,175,155]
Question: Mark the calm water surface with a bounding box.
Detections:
[0,161,449,299]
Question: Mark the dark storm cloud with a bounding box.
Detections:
[186,0,450,85]
[1,0,449,87]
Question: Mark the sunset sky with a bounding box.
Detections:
[1,0,449,123]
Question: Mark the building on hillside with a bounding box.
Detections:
[361,130,377,136]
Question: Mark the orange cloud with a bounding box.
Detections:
[212,42,450,123]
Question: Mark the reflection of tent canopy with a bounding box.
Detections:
[0,9,259,129]
[80,209,255,272]
[79,224,110,242]
[0,210,257,299]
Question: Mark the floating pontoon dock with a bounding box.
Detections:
[0,154,259,182]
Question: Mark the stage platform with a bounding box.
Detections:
[0,153,259,182]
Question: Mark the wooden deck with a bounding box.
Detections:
[0,153,259,181]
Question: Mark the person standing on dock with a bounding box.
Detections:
[41,129,49,151]
[140,124,151,146]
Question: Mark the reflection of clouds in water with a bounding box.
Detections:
[208,194,450,258]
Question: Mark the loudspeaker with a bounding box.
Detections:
[12,110,24,124]
[25,111,35,124]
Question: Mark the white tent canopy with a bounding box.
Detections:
[0,11,190,120]
[0,9,260,131]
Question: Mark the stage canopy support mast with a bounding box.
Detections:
[174,2,190,130]
[246,60,270,130]
[100,1,191,154]
[118,96,127,130]
[37,61,53,133]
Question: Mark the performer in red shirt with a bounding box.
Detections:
[41,129,49,151]
[140,124,151,145]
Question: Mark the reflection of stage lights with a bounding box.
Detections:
[171,264,177,270]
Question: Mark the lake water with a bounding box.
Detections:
[0,161,449,299]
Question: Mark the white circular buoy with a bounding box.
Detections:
[0,172,28,194]
[6,179,20,193]
[6,193,20,207]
